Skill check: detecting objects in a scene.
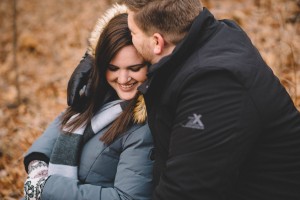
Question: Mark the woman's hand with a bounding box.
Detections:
[24,160,49,200]
[24,176,48,200]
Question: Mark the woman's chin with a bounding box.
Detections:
[118,92,137,101]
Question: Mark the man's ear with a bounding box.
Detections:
[153,33,165,55]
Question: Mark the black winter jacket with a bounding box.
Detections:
[138,8,300,200]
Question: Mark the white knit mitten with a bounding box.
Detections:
[24,176,48,200]
[24,160,49,200]
[28,160,48,179]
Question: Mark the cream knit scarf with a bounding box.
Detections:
[48,99,124,179]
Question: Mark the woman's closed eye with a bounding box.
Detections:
[107,64,119,72]
[107,63,146,72]
[129,64,146,72]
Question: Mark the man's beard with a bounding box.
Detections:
[135,42,153,64]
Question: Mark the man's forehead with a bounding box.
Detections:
[127,11,137,30]
[127,11,135,23]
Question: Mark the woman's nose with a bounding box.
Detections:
[117,70,130,84]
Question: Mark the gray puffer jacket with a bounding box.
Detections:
[25,113,153,200]
[24,4,154,199]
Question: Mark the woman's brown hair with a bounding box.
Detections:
[61,13,142,144]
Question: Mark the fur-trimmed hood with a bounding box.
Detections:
[87,3,147,123]
[87,3,128,58]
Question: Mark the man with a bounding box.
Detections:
[68,0,300,199]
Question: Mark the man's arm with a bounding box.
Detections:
[153,69,261,199]
[67,52,93,110]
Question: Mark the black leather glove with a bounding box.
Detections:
[67,52,93,110]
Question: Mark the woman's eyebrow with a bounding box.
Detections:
[108,63,146,68]
[108,64,119,68]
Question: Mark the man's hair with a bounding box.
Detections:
[123,0,203,44]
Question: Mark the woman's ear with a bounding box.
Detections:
[153,33,165,55]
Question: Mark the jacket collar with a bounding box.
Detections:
[138,8,219,94]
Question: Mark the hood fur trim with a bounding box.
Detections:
[133,95,147,124]
[87,3,128,57]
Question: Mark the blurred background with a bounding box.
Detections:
[0,0,299,199]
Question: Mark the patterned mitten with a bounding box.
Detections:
[24,160,49,200]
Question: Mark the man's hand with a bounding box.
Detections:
[67,52,93,109]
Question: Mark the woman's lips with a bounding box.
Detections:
[118,82,137,91]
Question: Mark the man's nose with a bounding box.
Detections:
[117,70,130,84]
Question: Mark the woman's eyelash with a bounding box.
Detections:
[130,64,147,72]
[107,66,118,71]
[130,67,142,72]
[108,64,146,72]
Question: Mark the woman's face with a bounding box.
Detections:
[106,45,147,100]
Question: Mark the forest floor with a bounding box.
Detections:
[0,0,299,199]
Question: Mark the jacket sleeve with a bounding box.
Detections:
[153,69,261,199]
[23,113,63,172]
[41,124,154,200]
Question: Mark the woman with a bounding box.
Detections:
[23,4,153,200]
